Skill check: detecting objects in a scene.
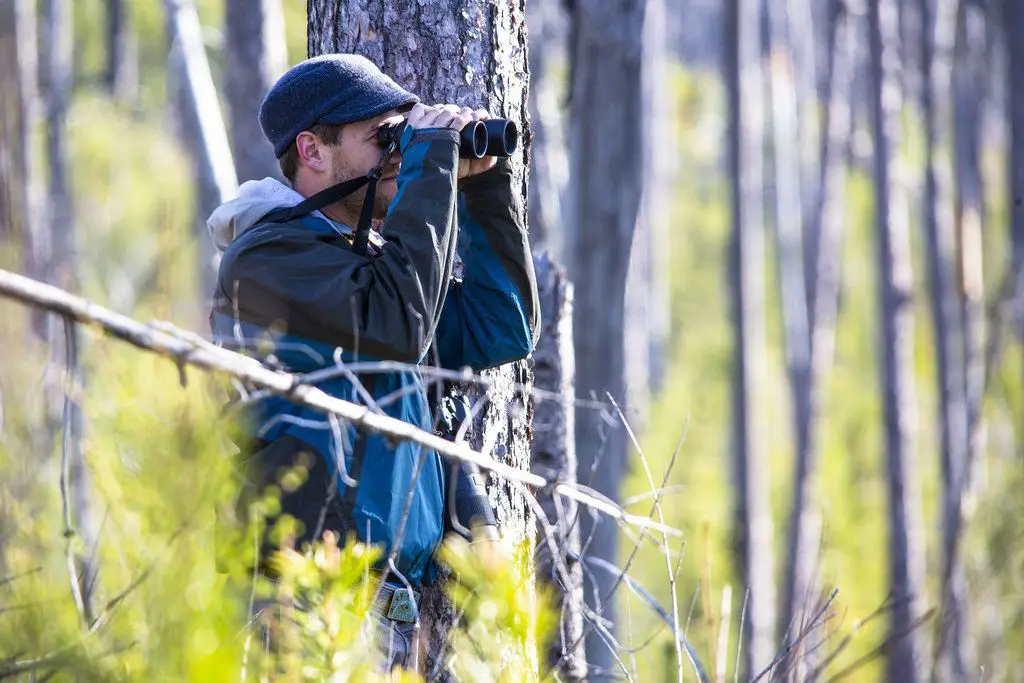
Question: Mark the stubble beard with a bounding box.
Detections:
[330,161,393,224]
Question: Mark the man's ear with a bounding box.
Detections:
[295,131,327,173]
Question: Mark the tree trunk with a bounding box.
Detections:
[726,0,774,676]
[530,254,586,681]
[307,2,536,676]
[946,3,987,676]
[42,0,97,624]
[525,0,568,255]
[920,0,972,678]
[104,0,135,101]
[765,4,812,665]
[780,0,857,670]
[165,0,239,303]
[562,0,646,675]
[867,0,927,680]
[626,0,671,416]
[1005,0,1024,388]
[225,0,287,183]
[0,0,46,282]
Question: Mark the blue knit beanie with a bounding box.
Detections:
[259,54,420,158]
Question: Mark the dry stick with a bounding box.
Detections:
[0,565,152,678]
[58,316,88,630]
[216,343,610,413]
[0,567,42,589]
[0,268,679,540]
[806,593,907,679]
[750,588,838,683]
[733,588,749,683]
[559,418,695,679]
[610,397,695,683]
[827,608,937,682]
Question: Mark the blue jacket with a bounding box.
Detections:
[208,127,540,586]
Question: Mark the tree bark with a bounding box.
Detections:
[780,1,857,671]
[307,2,536,676]
[562,0,646,675]
[867,0,927,680]
[225,0,287,183]
[164,0,239,303]
[726,0,774,676]
[530,254,586,681]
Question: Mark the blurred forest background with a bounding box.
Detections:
[1,0,1023,681]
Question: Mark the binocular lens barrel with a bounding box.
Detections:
[377,118,518,159]
[482,119,518,157]
[461,121,487,159]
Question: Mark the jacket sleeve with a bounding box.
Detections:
[217,128,461,363]
[434,159,541,371]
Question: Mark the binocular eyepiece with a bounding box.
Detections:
[377,118,519,159]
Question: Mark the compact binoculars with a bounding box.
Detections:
[377,118,519,159]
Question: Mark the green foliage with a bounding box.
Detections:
[438,537,555,682]
[0,344,553,681]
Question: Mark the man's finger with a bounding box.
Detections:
[474,108,491,121]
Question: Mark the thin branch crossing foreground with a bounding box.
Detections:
[0,268,679,539]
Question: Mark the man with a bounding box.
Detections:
[207,54,540,670]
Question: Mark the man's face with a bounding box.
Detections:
[328,108,406,220]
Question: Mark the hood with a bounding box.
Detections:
[207,177,350,252]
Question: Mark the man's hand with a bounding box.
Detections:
[469,524,506,568]
[410,104,498,180]
[406,102,473,133]
[456,108,498,180]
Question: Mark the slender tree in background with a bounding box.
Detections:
[562,0,646,674]
[104,0,135,101]
[952,0,986,525]
[765,1,812,661]
[780,0,859,665]
[164,0,238,303]
[625,0,671,424]
[725,0,774,675]
[786,0,821,227]
[867,0,927,679]
[308,1,537,674]
[41,0,97,625]
[224,0,286,183]
[920,0,973,677]
[1005,0,1024,384]
[0,0,41,256]
[943,3,987,674]
[525,0,568,254]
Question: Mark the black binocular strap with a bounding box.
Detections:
[262,144,396,258]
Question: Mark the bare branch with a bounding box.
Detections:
[0,269,681,541]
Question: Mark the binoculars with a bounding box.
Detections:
[377,118,519,159]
